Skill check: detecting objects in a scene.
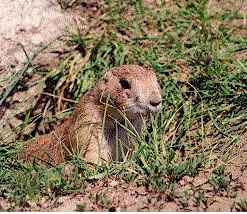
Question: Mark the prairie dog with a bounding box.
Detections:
[19,65,162,165]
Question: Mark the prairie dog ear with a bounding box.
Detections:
[102,71,113,83]
[103,69,121,85]
[98,70,115,91]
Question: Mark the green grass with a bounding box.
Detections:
[57,0,80,9]
[0,0,247,211]
[232,197,247,211]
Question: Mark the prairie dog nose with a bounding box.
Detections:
[149,92,162,113]
[149,90,162,107]
[150,100,161,107]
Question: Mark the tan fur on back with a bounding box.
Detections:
[18,65,162,165]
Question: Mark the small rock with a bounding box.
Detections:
[109,180,119,187]
[64,163,75,180]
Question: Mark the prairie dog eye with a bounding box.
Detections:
[120,79,131,89]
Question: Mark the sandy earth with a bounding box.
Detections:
[39,142,246,212]
[50,142,247,212]
[0,0,246,212]
[0,0,76,78]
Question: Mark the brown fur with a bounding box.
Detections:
[18,65,162,165]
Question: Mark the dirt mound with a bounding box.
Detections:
[0,0,76,78]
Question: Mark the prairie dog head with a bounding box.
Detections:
[98,64,162,119]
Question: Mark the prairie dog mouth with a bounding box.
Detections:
[126,103,162,116]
